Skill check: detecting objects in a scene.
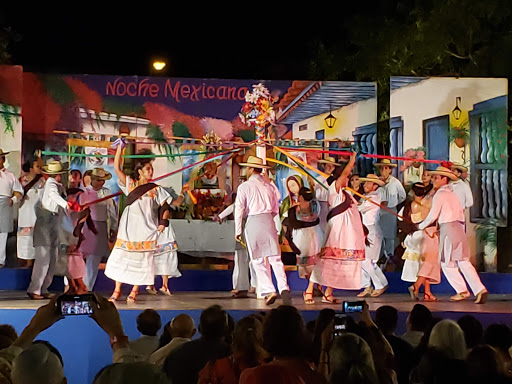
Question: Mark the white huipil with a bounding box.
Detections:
[105,176,170,286]
[153,195,181,278]
[17,177,45,260]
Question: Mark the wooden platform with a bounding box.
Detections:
[1,290,511,315]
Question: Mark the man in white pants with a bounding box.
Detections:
[418,166,488,304]
[215,177,257,298]
[357,174,388,298]
[28,161,71,300]
[235,156,291,306]
[375,159,406,266]
[0,149,23,268]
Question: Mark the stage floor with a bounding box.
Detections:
[1,290,511,315]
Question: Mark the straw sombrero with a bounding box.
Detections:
[41,161,68,175]
[450,162,468,173]
[84,167,112,180]
[374,159,397,168]
[318,156,344,166]
[359,174,386,187]
[0,149,10,156]
[238,155,271,169]
[429,166,458,181]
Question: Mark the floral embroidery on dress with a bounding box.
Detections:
[320,247,365,261]
[114,238,157,251]
[17,227,34,236]
[154,241,178,254]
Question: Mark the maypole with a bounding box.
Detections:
[239,83,278,167]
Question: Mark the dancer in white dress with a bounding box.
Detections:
[357,174,388,298]
[282,187,322,304]
[399,183,440,302]
[105,143,170,303]
[17,156,44,266]
[147,185,189,296]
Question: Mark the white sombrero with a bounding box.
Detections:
[359,174,386,187]
[84,167,112,180]
[41,161,68,175]
[374,159,397,168]
[429,166,458,181]
[238,155,271,169]
[450,162,468,173]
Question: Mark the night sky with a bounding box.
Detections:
[3,9,351,80]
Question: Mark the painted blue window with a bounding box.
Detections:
[423,115,449,171]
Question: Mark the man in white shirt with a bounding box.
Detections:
[214,175,257,298]
[80,168,118,291]
[28,161,71,300]
[149,314,196,367]
[375,159,406,266]
[314,156,342,231]
[0,149,24,268]
[418,166,487,304]
[235,156,290,306]
[357,174,388,298]
[450,163,473,210]
[130,309,162,360]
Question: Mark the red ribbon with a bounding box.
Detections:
[277,147,445,164]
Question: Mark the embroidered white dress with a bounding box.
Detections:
[17,177,44,260]
[105,177,170,285]
[153,196,181,278]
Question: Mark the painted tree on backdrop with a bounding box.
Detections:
[308,0,512,154]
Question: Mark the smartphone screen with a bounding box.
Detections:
[333,313,346,337]
[343,300,364,313]
[57,294,94,316]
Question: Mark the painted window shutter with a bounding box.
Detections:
[470,95,508,226]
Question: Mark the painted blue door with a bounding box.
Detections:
[423,115,449,170]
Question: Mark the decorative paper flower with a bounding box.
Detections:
[239,83,278,140]
[400,147,428,172]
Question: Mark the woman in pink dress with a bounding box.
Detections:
[310,152,365,303]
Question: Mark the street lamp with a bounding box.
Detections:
[153,61,167,71]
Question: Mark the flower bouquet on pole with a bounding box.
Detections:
[239,83,278,141]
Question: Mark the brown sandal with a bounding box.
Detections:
[303,291,315,305]
[423,292,438,302]
[322,295,340,304]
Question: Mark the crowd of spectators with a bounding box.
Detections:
[0,295,511,383]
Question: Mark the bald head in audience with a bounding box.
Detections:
[170,314,196,339]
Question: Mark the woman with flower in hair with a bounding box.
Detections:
[282,187,323,304]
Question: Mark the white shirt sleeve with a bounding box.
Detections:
[12,177,23,195]
[218,203,234,220]
[419,193,442,230]
[234,187,246,236]
[464,182,474,208]
[48,180,68,209]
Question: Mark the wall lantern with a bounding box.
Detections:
[452,97,462,120]
[324,103,337,128]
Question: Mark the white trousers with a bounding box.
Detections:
[441,259,486,295]
[28,246,57,295]
[251,255,289,296]
[85,254,103,291]
[361,259,388,290]
[0,232,7,265]
[232,249,256,291]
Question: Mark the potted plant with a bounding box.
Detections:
[475,219,498,272]
[450,120,470,148]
